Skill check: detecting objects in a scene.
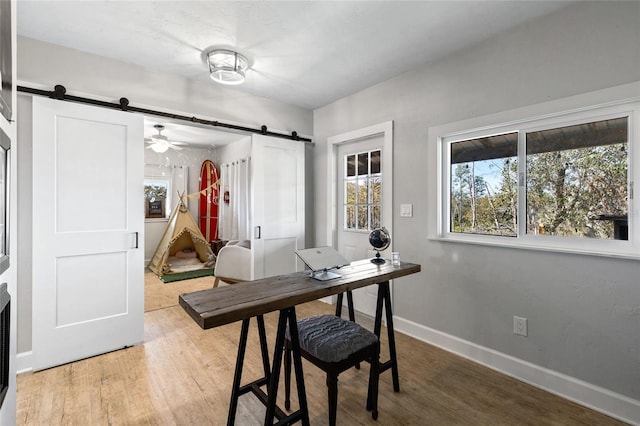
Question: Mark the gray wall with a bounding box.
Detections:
[16,37,313,355]
[313,1,640,404]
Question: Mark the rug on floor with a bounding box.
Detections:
[160,267,215,283]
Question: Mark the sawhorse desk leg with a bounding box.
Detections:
[227,310,310,426]
[335,283,400,392]
[265,307,310,425]
[227,315,271,426]
[373,281,400,392]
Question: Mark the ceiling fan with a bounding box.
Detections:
[145,124,186,153]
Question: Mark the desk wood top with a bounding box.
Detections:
[179,259,421,330]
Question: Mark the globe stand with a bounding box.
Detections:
[371,251,386,264]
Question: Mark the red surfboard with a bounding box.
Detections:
[198,160,220,242]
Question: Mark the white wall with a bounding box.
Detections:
[16,36,313,359]
[313,2,640,423]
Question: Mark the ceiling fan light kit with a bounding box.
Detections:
[207,49,248,85]
[149,142,169,153]
[147,124,182,152]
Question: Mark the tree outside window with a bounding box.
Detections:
[344,150,381,231]
[448,117,629,241]
[144,180,169,219]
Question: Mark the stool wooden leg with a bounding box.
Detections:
[367,343,380,420]
[327,373,338,426]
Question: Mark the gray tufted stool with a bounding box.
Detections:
[284,314,380,425]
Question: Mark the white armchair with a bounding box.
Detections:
[213,240,253,287]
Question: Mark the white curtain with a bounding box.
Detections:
[171,165,188,202]
[220,157,251,241]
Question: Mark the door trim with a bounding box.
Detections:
[326,121,393,248]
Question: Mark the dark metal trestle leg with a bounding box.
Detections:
[227,316,273,426]
[228,318,250,426]
[334,291,356,322]
[373,280,400,392]
[264,307,310,426]
[336,290,360,369]
[335,293,344,317]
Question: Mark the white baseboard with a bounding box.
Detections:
[16,351,33,374]
[394,316,640,426]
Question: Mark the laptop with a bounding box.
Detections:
[295,247,350,280]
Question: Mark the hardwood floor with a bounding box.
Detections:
[17,275,624,425]
[144,271,214,312]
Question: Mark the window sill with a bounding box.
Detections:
[145,218,169,224]
[429,234,640,261]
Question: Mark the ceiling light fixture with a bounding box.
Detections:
[207,49,248,85]
[150,142,169,153]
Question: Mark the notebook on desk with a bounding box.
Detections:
[295,247,350,280]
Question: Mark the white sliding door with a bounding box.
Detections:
[252,134,305,279]
[32,97,144,370]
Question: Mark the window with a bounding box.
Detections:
[144,164,188,220]
[344,150,381,231]
[144,179,169,219]
[440,100,639,257]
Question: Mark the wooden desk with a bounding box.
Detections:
[180,259,421,425]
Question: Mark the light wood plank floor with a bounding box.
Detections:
[17,274,625,425]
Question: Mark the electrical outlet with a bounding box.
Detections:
[513,316,528,337]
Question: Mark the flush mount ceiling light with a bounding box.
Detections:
[207,49,248,85]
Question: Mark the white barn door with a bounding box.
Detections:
[32,97,144,370]
[252,134,305,279]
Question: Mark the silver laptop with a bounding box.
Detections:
[295,247,350,280]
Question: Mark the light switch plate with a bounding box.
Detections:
[400,203,413,217]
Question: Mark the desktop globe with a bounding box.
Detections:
[369,227,391,264]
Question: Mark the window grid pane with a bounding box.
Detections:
[449,132,518,236]
[343,149,382,231]
[525,117,628,240]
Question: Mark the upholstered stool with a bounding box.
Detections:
[284,314,380,425]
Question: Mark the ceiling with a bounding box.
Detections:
[17,1,573,146]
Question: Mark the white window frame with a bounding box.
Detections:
[343,149,382,233]
[434,97,640,259]
[144,176,171,221]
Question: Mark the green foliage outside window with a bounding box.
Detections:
[345,150,382,231]
[449,117,628,240]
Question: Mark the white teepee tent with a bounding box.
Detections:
[148,196,214,278]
